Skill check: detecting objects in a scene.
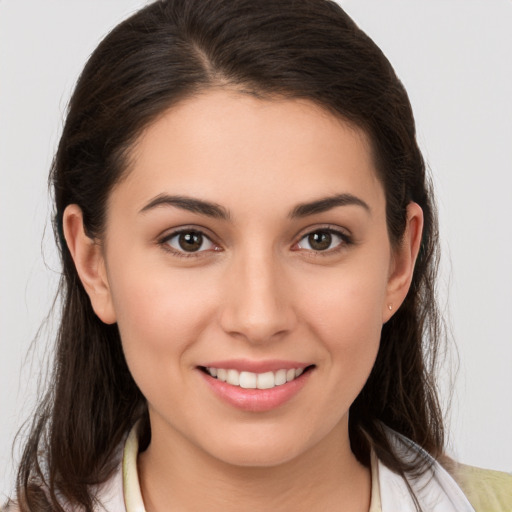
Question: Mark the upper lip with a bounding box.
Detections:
[199,359,312,373]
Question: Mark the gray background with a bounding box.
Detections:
[1,0,511,496]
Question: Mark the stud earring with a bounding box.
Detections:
[388,304,393,310]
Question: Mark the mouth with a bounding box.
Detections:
[198,365,315,390]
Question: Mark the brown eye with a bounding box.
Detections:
[296,229,348,252]
[179,232,203,251]
[166,230,215,253]
[307,231,332,251]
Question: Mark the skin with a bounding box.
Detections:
[64,89,423,511]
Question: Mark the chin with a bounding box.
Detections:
[216,444,304,468]
[203,427,320,469]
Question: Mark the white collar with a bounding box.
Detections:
[377,428,475,512]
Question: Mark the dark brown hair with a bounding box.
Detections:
[15,0,444,509]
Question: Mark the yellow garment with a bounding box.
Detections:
[452,463,512,512]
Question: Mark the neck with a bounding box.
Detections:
[138,416,371,512]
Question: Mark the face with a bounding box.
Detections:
[73,89,413,467]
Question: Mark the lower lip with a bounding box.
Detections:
[199,369,312,412]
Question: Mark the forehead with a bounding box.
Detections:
[112,89,384,217]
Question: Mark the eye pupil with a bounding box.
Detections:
[179,232,203,251]
[308,231,332,251]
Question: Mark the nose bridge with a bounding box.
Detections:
[220,245,294,343]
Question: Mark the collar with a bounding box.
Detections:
[123,425,145,512]
[377,428,475,512]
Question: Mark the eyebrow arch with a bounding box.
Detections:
[139,194,230,220]
[290,193,370,218]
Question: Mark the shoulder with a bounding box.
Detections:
[1,456,125,512]
[448,461,512,512]
[383,428,511,512]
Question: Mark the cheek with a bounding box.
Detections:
[297,262,387,385]
[107,264,218,371]
[301,264,388,339]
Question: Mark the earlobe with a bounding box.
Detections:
[62,205,117,324]
[383,202,424,323]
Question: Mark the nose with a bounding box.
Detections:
[219,250,297,344]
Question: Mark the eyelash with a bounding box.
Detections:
[293,226,353,256]
[158,226,352,258]
[159,228,221,258]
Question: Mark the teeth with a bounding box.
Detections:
[226,369,240,386]
[205,367,308,389]
[257,371,274,389]
[275,369,287,386]
[239,371,257,389]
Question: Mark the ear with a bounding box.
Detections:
[62,204,117,324]
[382,202,424,323]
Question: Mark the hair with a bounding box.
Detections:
[14,0,445,510]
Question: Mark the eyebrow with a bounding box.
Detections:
[139,192,369,220]
[139,194,230,220]
[289,193,370,218]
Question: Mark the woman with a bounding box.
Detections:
[5,0,511,510]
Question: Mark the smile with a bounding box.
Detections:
[198,361,315,411]
[204,367,305,389]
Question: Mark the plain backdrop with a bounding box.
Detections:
[1,0,511,497]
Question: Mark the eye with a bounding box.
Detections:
[296,229,349,252]
[164,230,216,254]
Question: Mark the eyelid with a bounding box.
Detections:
[293,223,352,241]
[292,225,353,253]
[158,226,222,257]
